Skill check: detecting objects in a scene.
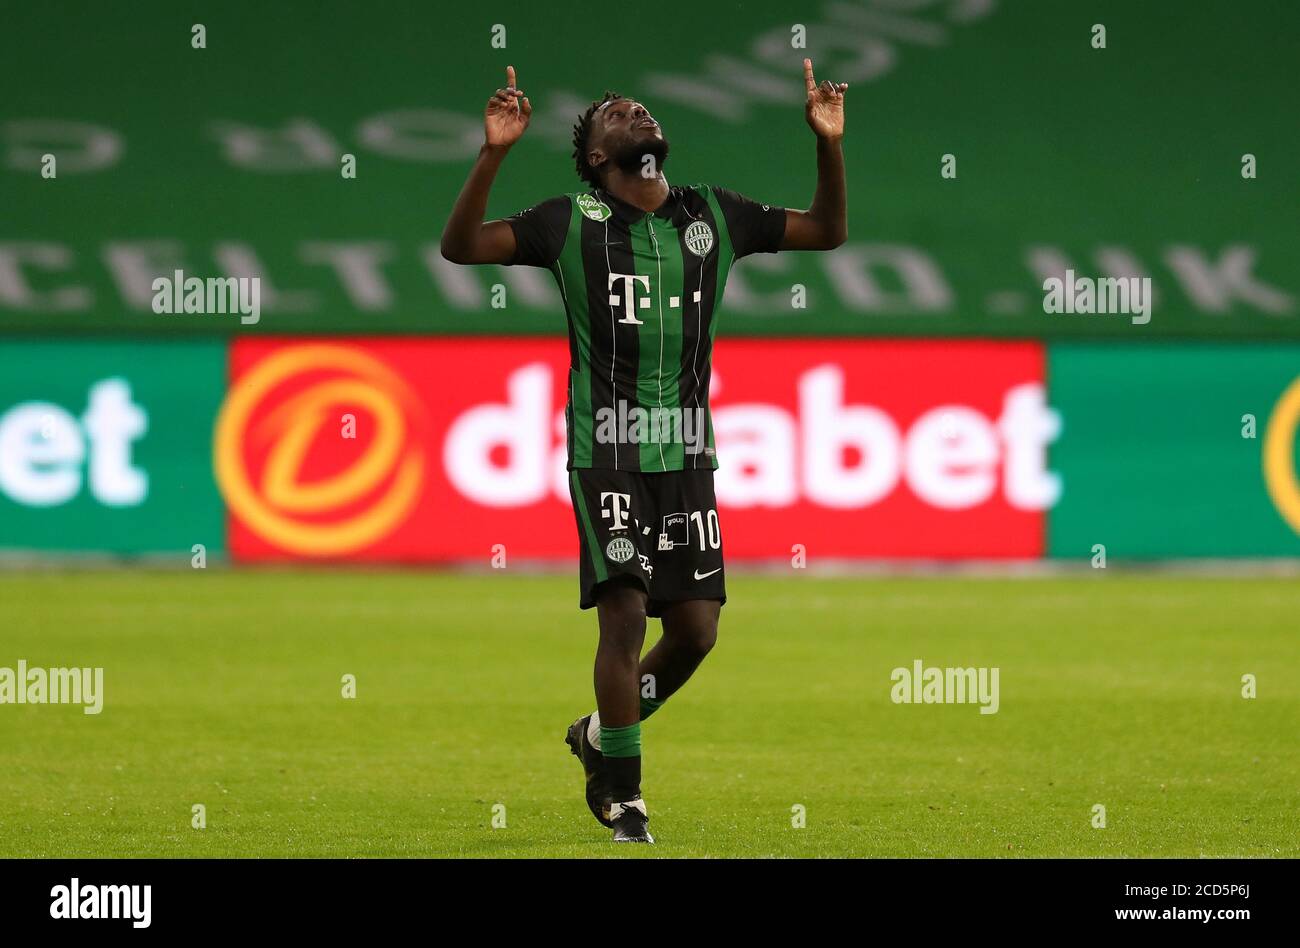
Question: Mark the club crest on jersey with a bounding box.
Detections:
[577,193,612,222]
[684,221,714,257]
[605,536,636,563]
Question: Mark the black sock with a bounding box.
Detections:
[604,754,641,803]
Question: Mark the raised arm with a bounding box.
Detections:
[440,65,533,265]
[781,58,848,251]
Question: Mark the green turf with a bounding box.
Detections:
[0,570,1296,858]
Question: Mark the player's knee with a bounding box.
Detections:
[679,618,717,659]
[604,599,646,637]
[598,616,645,660]
[596,578,648,653]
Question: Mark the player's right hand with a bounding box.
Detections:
[485,65,531,147]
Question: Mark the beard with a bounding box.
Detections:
[609,134,670,176]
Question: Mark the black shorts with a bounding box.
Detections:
[568,468,726,617]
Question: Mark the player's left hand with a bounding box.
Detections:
[803,58,847,141]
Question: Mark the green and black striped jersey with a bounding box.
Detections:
[506,184,786,472]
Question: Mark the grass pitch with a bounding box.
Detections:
[0,569,1296,858]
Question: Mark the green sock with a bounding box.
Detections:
[639,695,665,720]
[599,722,642,758]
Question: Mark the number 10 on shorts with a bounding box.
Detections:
[691,509,721,551]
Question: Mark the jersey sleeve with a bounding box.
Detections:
[710,186,787,258]
[504,196,571,267]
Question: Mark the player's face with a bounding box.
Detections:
[599,99,663,144]
[593,98,670,174]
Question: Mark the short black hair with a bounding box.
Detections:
[572,90,624,188]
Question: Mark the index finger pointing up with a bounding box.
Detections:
[803,58,815,94]
[506,65,517,89]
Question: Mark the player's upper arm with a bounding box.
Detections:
[710,187,786,258]
[780,208,843,251]
[501,195,571,267]
[446,219,518,265]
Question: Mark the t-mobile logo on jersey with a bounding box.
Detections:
[608,273,703,326]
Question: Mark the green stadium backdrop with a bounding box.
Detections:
[1,0,1297,560]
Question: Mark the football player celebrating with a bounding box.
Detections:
[441,61,847,842]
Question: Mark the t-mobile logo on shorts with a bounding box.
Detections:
[600,492,631,531]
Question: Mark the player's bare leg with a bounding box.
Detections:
[569,592,717,841]
[588,577,653,841]
[638,599,720,713]
[593,577,648,728]
[566,576,649,834]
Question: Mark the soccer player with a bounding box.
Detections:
[441,62,847,843]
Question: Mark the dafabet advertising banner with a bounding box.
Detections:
[2,338,1299,560]
[218,337,1052,562]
